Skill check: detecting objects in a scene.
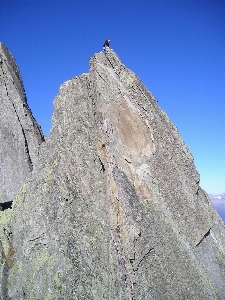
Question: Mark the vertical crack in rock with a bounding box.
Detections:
[98,156,105,172]
[1,70,33,170]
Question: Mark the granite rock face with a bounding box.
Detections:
[0,47,225,299]
[0,42,45,205]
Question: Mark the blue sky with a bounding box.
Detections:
[1,0,225,194]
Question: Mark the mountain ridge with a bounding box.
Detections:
[209,193,225,222]
[0,44,225,299]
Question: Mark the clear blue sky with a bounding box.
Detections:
[1,0,225,194]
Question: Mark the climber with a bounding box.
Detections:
[103,39,110,52]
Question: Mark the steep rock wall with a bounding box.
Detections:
[0,42,45,205]
[0,42,45,299]
[1,48,225,299]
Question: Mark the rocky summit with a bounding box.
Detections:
[0,44,225,300]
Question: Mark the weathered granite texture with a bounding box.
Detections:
[0,42,45,205]
[1,47,225,299]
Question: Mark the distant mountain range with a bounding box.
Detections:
[209,193,225,222]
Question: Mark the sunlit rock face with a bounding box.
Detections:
[0,42,44,206]
[1,46,225,299]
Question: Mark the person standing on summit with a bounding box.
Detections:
[103,39,110,52]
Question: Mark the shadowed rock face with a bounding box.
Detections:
[0,47,225,299]
[0,42,44,205]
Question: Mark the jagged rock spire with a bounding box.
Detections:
[0,46,225,299]
[0,42,44,205]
